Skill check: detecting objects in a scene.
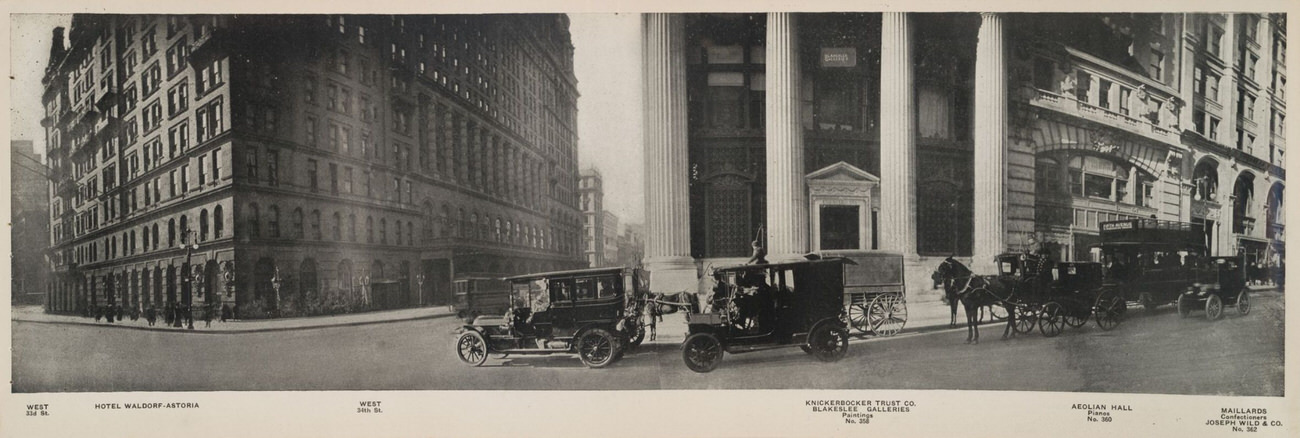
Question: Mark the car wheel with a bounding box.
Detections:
[1205,294,1223,321]
[1038,302,1065,338]
[576,328,620,368]
[1176,293,1192,319]
[682,333,723,373]
[1237,291,1251,316]
[455,331,489,367]
[808,322,850,362]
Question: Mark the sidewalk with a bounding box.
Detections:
[11,305,455,334]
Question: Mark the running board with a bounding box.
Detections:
[495,348,572,354]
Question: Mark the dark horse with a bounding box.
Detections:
[932,257,1018,344]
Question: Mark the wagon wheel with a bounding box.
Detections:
[682,333,723,373]
[846,302,871,333]
[808,321,850,362]
[1013,305,1039,335]
[1236,291,1251,316]
[1176,293,1192,318]
[1204,294,1223,321]
[867,294,907,337]
[576,328,620,368]
[455,331,489,367]
[1038,302,1066,337]
[1094,291,1125,331]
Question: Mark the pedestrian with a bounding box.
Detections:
[146,305,157,326]
[116,304,124,321]
[203,304,213,328]
[220,303,231,323]
[130,306,140,321]
[94,306,103,322]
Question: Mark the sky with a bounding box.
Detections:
[7,13,646,225]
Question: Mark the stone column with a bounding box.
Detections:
[973,12,1008,272]
[764,13,808,260]
[879,12,917,256]
[642,13,697,294]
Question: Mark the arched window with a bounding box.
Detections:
[292,207,304,238]
[179,215,190,241]
[200,209,210,241]
[169,219,178,246]
[1192,159,1220,202]
[268,206,281,238]
[440,204,451,237]
[143,225,151,250]
[395,219,403,244]
[423,201,434,242]
[152,223,160,250]
[406,222,413,246]
[348,213,357,242]
[332,212,342,240]
[310,210,322,240]
[213,205,224,238]
[380,218,388,244]
[366,216,374,243]
[494,218,502,242]
[338,259,354,292]
[458,208,467,238]
[469,213,478,240]
[246,204,259,239]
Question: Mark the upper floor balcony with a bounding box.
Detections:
[1021,46,1183,147]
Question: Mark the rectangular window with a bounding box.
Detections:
[307,159,319,192]
[1149,49,1164,81]
[305,116,318,147]
[266,150,279,186]
[363,171,372,197]
[198,155,208,185]
[167,82,188,115]
[343,167,353,194]
[1098,80,1113,109]
[168,121,189,155]
[197,59,224,94]
[329,163,339,195]
[181,165,189,193]
[246,149,259,181]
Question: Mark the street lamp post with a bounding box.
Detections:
[416,274,426,307]
[271,267,283,318]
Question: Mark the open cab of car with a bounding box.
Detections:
[453,267,646,368]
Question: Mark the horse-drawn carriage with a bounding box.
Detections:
[836,252,907,336]
[990,253,1125,337]
[681,257,852,373]
[453,267,646,368]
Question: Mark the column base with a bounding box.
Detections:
[643,256,700,295]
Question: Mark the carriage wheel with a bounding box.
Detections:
[1062,306,1089,328]
[1038,302,1066,337]
[455,331,489,367]
[989,305,1009,321]
[682,333,723,373]
[1013,306,1038,335]
[868,294,907,337]
[577,328,620,368]
[847,302,871,333]
[1236,291,1251,316]
[1176,293,1192,318]
[808,322,850,362]
[1205,294,1223,321]
[1094,292,1124,331]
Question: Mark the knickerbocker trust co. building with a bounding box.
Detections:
[42,15,585,318]
[640,13,1285,299]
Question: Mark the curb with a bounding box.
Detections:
[12,312,455,334]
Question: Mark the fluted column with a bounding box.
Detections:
[880,12,917,256]
[764,13,808,260]
[973,12,1008,271]
[642,13,696,294]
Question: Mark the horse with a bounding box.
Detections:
[933,257,1018,344]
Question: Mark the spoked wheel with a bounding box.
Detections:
[1013,306,1039,335]
[846,302,871,333]
[455,331,489,367]
[807,322,850,362]
[1205,294,1223,321]
[682,333,723,373]
[576,328,620,368]
[1062,307,1089,328]
[1236,291,1251,316]
[867,294,907,337]
[1094,291,1125,331]
[1038,302,1066,338]
[1177,293,1192,318]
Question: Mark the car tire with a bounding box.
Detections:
[1176,293,1192,319]
[455,331,489,367]
[682,333,723,373]
[1237,291,1251,316]
[1205,294,1223,321]
[576,328,620,368]
[808,321,850,362]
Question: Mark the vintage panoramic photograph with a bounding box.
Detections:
[9,11,1286,401]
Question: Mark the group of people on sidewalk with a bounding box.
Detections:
[85,302,236,329]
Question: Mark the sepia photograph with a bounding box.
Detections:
[3,1,1294,437]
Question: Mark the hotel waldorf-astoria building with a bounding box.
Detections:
[641,13,1286,298]
[42,14,585,317]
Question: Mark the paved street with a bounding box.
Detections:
[12,291,1284,395]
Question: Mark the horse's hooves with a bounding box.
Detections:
[972,340,979,345]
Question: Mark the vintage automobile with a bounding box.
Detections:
[1177,255,1250,320]
[453,267,646,368]
[681,257,851,373]
[452,277,511,320]
[1096,219,1209,310]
